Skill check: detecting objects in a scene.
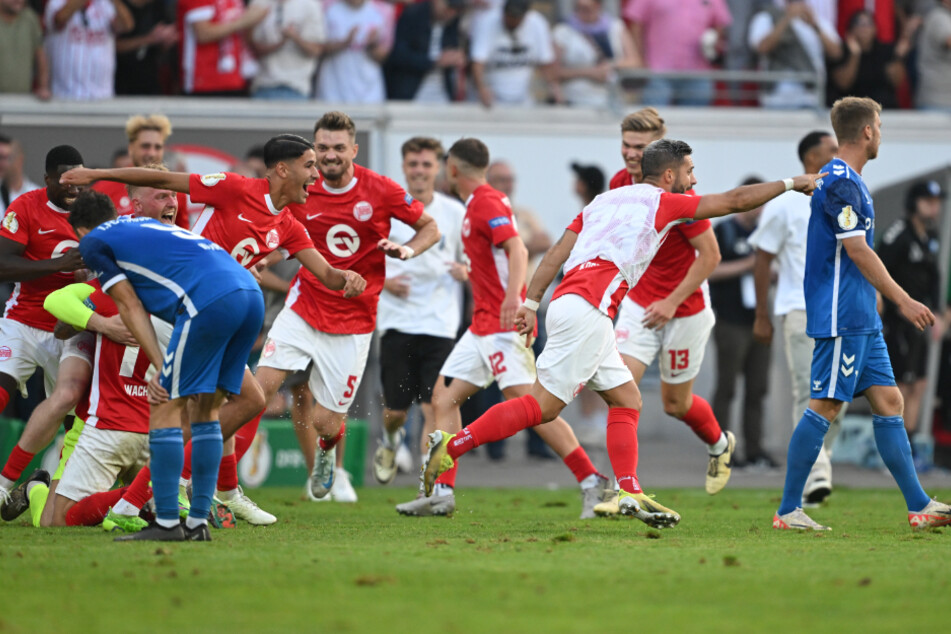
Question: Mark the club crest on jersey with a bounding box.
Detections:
[2,211,18,234]
[262,339,276,358]
[266,229,280,249]
[327,224,360,258]
[353,201,373,222]
[462,217,471,238]
[0,346,11,360]
[200,173,227,187]
[838,205,858,231]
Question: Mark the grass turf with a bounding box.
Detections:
[2,486,948,633]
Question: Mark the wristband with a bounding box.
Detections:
[522,299,540,312]
[783,178,795,192]
[401,245,415,259]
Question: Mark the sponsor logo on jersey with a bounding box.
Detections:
[266,229,280,250]
[123,384,149,397]
[0,346,11,360]
[838,205,858,231]
[327,224,360,258]
[813,379,822,391]
[488,216,511,228]
[200,173,227,187]
[231,237,260,267]
[353,201,373,222]
[2,211,18,234]
[52,240,79,258]
[462,217,471,238]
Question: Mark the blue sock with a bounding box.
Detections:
[189,421,223,522]
[778,409,830,515]
[872,415,930,512]
[149,428,184,522]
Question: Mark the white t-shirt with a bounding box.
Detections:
[317,0,388,103]
[552,19,625,108]
[747,190,809,315]
[470,9,555,106]
[44,0,116,100]
[376,191,466,338]
[250,0,325,96]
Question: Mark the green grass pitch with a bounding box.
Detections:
[2,486,948,633]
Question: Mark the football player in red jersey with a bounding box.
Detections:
[395,138,610,519]
[0,146,136,521]
[91,114,191,229]
[254,111,440,501]
[60,135,366,523]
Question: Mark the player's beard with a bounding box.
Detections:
[319,159,347,181]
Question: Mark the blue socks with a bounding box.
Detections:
[149,428,184,522]
[778,409,830,515]
[189,421,223,523]
[873,415,930,512]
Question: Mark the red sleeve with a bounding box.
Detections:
[0,196,32,246]
[655,192,701,231]
[385,177,424,227]
[88,288,119,317]
[609,169,631,190]
[281,215,314,257]
[678,218,711,239]
[566,211,584,233]
[187,172,243,208]
[175,192,190,229]
[476,197,518,247]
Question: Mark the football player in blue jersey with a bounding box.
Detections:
[69,190,265,541]
[774,97,951,531]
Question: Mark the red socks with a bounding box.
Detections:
[318,421,346,451]
[235,413,262,462]
[122,465,153,509]
[606,407,642,494]
[217,453,239,491]
[180,440,193,480]
[563,446,599,483]
[1,445,35,482]
[65,487,126,526]
[448,395,542,460]
[435,463,458,488]
[680,395,722,446]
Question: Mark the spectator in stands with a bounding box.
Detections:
[44,0,133,99]
[0,135,10,213]
[878,180,945,438]
[469,0,562,107]
[916,0,951,110]
[0,139,40,211]
[177,0,267,96]
[114,0,178,95]
[828,10,918,108]
[317,0,393,103]
[234,145,267,178]
[485,160,552,268]
[710,177,775,469]
[553,0,640,108]
[569,162,605,205]
[111,147,132,168]
[0,0,50,99]
[748,0,841,109]
[249,0,324,100]
[623,0,731,106]
[384,0,465,103]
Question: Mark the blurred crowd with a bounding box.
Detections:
[2,0,950,109]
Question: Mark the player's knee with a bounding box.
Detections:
[662,396,689,419]
[48,381,86,412]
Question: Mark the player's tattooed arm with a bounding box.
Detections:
[61,167,191,194]
[295,247,366,298]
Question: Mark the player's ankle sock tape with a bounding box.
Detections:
[189,421,223,523]
[1,444,36,482]
[681,395,723,447]
[873,415,930,511]
[319,421,346,452]
[564,446,598,483]
[778,409,829,515]
[149,428,185,521]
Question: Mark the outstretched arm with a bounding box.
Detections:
[694,174,823,220]
[60,167,191,194]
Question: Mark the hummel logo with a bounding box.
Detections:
[813,380,822,391]
[164,351,174,364]
[307,213,322,220]
[37,228,55,234]
[162,365,172,377]
[237,214,253,223]
[842,353,855,364]
[842,366,854,377]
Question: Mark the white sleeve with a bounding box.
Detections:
[469,11,498,63]
[43,0,67,30]
[301,0,326,42]
[747,12,773,50]
[815,16,840,43]
[747,200,786,254]
[531,12,555,65]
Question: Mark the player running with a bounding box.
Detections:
[422,139,823,528]
[772,97,951,531]
[254,111,439,501]
[395,138,610,519]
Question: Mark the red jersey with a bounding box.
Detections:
[92,180,191,229]
[74,287,150,434]
[189,172,313,268]
[0,189,78,331]
[178,0,248,93]
[287,164,424,334]
[610,172,711,317]
[554,192,700,318]
[462,184,523,336]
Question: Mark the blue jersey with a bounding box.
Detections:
[79,216,259,324]
[804,158,881,338]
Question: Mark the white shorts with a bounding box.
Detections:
[536,294,633,405]
[257,307,372,414]
[614,296,715,385]
[62,331,95,367]
[439,330,536,391]
[0,318,64,397]
[56,424,149,502]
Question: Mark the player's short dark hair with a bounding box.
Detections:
[314,111,356,141]
[741,175,765,186]
[263,134,314,168]
[45,145,84,175]
[245,145,265,160]
[69,190,117,231]
[401,137,445,159]
[641,139,692,179]
[830,97,881,144]
[0,133,11,146]
[448,138,490,170]
[797,131,831,164]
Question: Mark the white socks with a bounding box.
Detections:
[708,433,728,456]
[112,499,139,516]
[434,483,453,497]
[185,515,207,529]
[579,473,602,490]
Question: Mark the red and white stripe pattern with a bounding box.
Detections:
[44,0,116,100]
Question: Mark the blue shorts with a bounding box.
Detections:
[809,332,896,402]
[161,288,264,399]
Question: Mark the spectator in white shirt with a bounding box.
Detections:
[317,0,392,104]
[249,0,325,99]
[1,139,40,214]
[469,0,562,107]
